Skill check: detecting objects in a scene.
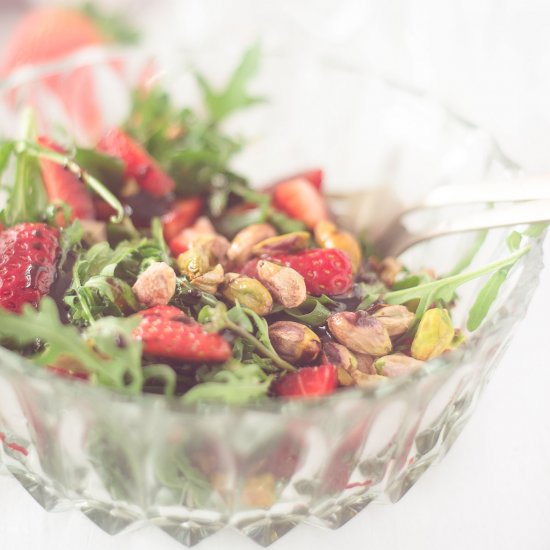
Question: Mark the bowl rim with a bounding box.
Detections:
[0,45,544,414]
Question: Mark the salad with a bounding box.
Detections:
[0,45,535,403]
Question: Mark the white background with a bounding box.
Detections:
[2,1,550,549]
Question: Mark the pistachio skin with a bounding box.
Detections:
[256,260,306,308]
[327,310,392,356]
[191,264,225,294]
[222,274,273,316]
[177,248,211,280]
[269,321,321,365]
[373,304,415,337]
[132,261,176,307]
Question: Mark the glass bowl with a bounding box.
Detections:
[0,46,545,547]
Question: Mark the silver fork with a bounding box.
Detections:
[327,177,550,257]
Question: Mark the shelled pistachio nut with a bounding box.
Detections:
[313,220,362,273]
[378,256,403,287]
[222,274,273,315]
[269,321,321,365]
[373,304,415,337]
[191,264,225,294]
[374,353,424,377]
[252,231,310,256]
[321,341,357,386]
[189,234,230,266]
[132,261,176,307]
[411,308,454,361]
[227,223,277,266]
[327,310,392,356]
[256,260,306,308]
[177,247,211,280]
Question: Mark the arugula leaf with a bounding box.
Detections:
[382,246,530,321]
[466,267,510,331]
[0,141,14,177]
[506,230,522,252]
[0,298,143,392]
[446,230,489,277]
[182,361,273,404]
[74,147,125,193]
[284,296,336,327]
[196,43,265,124]
[80,2,140,44]
[523,222,548,239]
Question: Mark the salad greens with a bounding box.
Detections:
[0,44,543,404]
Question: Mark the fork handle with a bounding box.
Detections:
[419,177,550,208]
[399,200,550,255]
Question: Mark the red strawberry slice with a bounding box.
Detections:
[97,128,175,198]
[38,136,95,226]
[161,197,204,242]
[268,248,353,296]
[0,223,60,313]
[266,168,324,192]
[274,364,337,398]
[272,177,329,229]
[133,305,231,362]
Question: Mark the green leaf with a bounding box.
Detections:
[0,141,14,178]
[182,361,272,404]
[466,267,510,331]
[196,42,265,124]
[284,296,333,327]
[506,231,522,252]
[523,222,548,239]
[74,147,125,193]
[446,230,488,276]
[383,246,530,321]
[80,2,140,44]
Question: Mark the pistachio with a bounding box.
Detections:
[227,223,277,266]
[269,321,321,365]
[177,248,211,280]
[172,216,216,255]
[411,308,454,361]
[313,220,362,273]
[252,231,310,256]
[374,353,424,377]
[321,341,357,386]
[191,264,225,294]
[80,219,107,245]
[327,310,392,356]
[222,274,273,315]
[189,234,230,267]
[378,256,403,287]
[355,352,376,374]
[132,261,177,307]
[256,260,306,308]
[373,304,415,337]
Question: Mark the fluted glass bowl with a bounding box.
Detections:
[0,47,545,547]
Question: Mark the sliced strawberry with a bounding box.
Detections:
[268,248,353,296]
[0,8,105,76]
[133,305,231,362]
[272,177,329,229]
[240,257,261,279]
[168,216,216,257]
[97,128,175,197]
[161,197,204,242]
[38,136,95,226]
[266,169,324,193]
[274,364,337,399]
[0,223,60,313]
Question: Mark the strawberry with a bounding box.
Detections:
[168,217,216,257]
[38,136,95,225]
[0,223,60,313]
[0,8,107,140]
[161,197,204,242]
[0,8,104,76]
[272,177,329,229]
[266,168,324,193]
[133,305,231,362]
[268,248,353,296]
[97,128,175,198]
[273,364,337,398]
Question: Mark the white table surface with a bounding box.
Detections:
[2,1,550,549]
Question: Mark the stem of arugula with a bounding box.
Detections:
[14,141,125,223]
[223,318,296,373]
